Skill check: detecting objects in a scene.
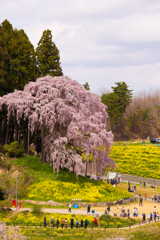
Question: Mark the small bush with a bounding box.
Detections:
[31,204,42,215]
[3,141,25,157]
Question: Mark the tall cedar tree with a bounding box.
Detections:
[0,26,10,96]
[1,19,37,93]
[83,82,90,90]
[101,82,133,123]
[36,29,63,77]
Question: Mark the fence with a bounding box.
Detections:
[9,217,160,229]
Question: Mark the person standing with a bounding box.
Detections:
[70,218,74,229]
[61,218,65,228]
[80,220,83,228]
[94,218,98,227]
[44,217,46,227]
[133,207,136,217]
[144,193,147,201]
[154,195,157,203]
[117,200,119,209]
[87,204,91,214]
[65,218,67,229]
[85,219,88,229]
[142,213,146,223]
[127,209,130,219]
[56,219,59,228]
[107,205,110,213]
[151,195,154,201]
[76,219,79,228]
[154,212,157,221]
[68,202,72,212]
[50,216,54,227]
[136,208,138,217]
[153,206,156,214]
[150,213,152,221]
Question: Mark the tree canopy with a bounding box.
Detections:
[101,82,133,123]
[0,75,115,176]
[0,25,10,96]
[36,29,63,77]
[83,82,90,90]
[0,19,37,94]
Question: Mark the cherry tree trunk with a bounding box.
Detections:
[41,128,46,163]
[5,122,9,144]
[0,117,2,141]
[27,127,29,164]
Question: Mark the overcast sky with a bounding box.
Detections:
[1,0,160,95]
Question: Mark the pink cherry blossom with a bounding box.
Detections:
[0,75,115,176]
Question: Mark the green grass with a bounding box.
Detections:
[14,154,100,184]
[18,222,160,240]
[12,154,132,202]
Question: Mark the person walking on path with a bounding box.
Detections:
[61,218,65,228]
[76,219,79,228]
[151,195,154,201]
[153,206,156,214]
[87,204,91,214]
[68,202,72,212]
[107,205,110,213]
[133,207,136,217]
[85,219,88,229]
[136,208,138,217]
[127,209,130,219]
[64,218,67,228]
[142,213,146,223]
[144,193,147,201]
[56,219,59,228]
[117,200,119,209]
[154,195,157,203]
[150,213,152,221]
[154,212,157,221]
[139,195,143,206]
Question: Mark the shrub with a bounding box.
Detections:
[3,141,25,157]
[31,204,42,215]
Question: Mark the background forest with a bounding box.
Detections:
[1,18,160,155]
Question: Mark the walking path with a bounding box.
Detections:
[12,207,152,218]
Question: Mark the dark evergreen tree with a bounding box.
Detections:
[101,82,133,123]
[83,82,90,90]
[1,19,37,92]
[0,25,10,96]
[36,29,63,77]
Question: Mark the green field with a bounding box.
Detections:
[110,143,160,179]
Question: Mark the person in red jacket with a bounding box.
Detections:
[94,218,98,227]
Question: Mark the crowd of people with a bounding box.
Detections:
[43,217,98,228]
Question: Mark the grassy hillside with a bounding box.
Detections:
[11,155,132,202]
[110,143,160,179]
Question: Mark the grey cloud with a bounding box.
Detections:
[1,0,160,95]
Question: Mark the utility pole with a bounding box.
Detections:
[16,171,18,211]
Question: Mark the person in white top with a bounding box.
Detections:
[68,203,72,212]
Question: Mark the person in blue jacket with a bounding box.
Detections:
[85,219,88,229]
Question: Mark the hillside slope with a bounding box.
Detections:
[1,154,132,202]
